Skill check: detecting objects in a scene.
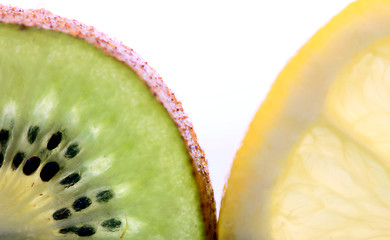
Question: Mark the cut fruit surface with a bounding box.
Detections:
[0,5,216,240]
[219,0,390,239]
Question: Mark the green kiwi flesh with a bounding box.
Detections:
[0,23,207,239]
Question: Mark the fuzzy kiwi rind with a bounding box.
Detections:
[0,5,216,239]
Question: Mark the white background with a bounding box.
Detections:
[2,0,354,214]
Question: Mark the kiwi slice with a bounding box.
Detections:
[0,5,216,240]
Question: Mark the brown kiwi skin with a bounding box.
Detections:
[0,5,217,240]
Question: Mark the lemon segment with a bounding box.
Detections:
[270,123,390,240]
[326,36,390,158]
[219,0,390,239]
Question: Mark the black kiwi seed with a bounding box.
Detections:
[59,226,77,234]
[23,156,41,175]
[47,131,62,150]
[64,143,80,158]
[72,196,92,212]
[60,173,81,187]
[0,129,9,145]
[40,162,60,181]
[27,126,39,144]
[101,218,122,231]
[0,152,3,168]
[96,190,114,203]
[53,208,72,220]
[12,151,25,170]
[77,225,96,237]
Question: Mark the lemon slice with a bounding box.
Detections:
[219,0,390,239]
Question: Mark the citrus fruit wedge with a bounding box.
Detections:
[219,0,390,239]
